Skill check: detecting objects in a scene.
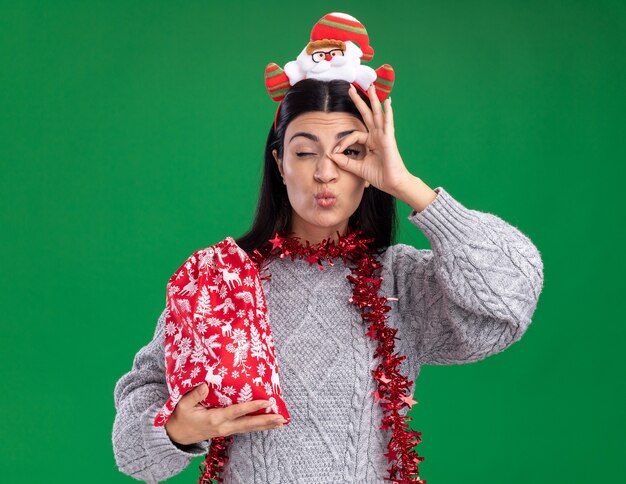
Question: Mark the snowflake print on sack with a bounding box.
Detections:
[153,236,291,428]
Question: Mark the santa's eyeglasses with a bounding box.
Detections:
[311,49,345,63]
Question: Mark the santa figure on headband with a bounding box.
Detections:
[264,12,394,102]
[285,38,376,87]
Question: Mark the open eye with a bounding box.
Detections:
[343,148,361,157]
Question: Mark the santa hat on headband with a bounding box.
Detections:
[264,12,394,103]
[310,12,375,61]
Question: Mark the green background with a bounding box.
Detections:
[2,0,624,482]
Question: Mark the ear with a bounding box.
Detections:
[272,149,284,178]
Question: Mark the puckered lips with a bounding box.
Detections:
[315,189,337,208]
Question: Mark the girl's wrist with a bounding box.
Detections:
[394,174,438,213]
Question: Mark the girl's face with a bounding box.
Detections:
[272,111,370,245]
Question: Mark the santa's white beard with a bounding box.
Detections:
[301,54,360,82]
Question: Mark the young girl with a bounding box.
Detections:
[112,16,543,483]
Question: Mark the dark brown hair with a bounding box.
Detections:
[235,78,397,255]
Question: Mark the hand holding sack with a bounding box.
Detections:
[153,236,291,428]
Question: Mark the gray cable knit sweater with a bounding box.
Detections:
[112,186,544,483]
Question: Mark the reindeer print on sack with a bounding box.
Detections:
[220,263,242,290]
[154,236,291,428]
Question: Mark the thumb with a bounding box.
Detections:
[193,382,209,402]
[329,152,362,177]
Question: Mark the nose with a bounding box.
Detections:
[314,153,339,183]
[325,53,332,61]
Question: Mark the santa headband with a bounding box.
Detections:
[263,12,395,131]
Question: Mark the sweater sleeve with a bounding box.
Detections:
[112,308,210,483]
[383,186,544,366]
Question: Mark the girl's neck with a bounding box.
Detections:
[286,216,350,247]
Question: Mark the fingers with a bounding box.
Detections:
[348,85,375,130]
[329,152,364,176]
[348,83,388,132]
[367,84,384,129]
[224,399,273,420]
[178,382,209,411]
[217,401,287,436]
[225,413,287,436]
[175,398,289,443]
[329,131,367,176]
[383,97,394,134]
[331,130,369,155]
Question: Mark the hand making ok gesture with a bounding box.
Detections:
[328,83,413,198]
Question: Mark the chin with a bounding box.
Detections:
[309,215,350,229]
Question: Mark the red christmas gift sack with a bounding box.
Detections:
[153,236,291,427]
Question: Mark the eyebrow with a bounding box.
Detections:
[289,130,355,144]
